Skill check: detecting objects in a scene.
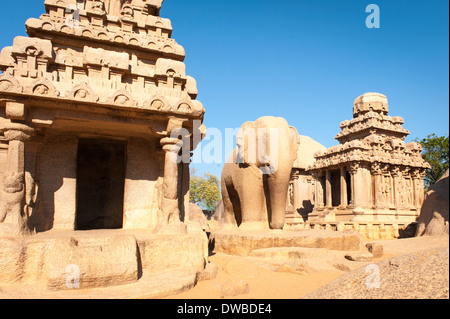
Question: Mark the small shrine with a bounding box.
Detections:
[305,93,430,239]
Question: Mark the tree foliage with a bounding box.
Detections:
[415,133,449,188]
[190,172,221,211]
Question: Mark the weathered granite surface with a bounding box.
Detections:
[210,229,363,256]
[304,246,449,299]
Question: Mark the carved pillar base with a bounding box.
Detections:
[351,206,367,222]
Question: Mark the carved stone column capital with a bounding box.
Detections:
[349,162,360,175]
[160,136,182,151]
[410,168,422,180]
[291,170,300,180]
[1,122,35,142]
[390,166,401,177]
[160,136,181,147]
[370,162,383,175]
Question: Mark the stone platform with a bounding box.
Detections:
[209,229,362,257]
[0,229,208,298]
[285,219,417,240]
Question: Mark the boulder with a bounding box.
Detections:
[189,203,209,230]
[304,247,449,299]
[416,170,449,237]
[345,252,374,262]
[366,242,384,258]
[212,200,225,223]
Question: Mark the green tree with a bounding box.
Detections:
[415,133,449,188]
[190,172,221,211]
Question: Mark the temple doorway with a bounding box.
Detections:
[75,138,126,230]
[330,169,340,207]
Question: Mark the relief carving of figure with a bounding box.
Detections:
[91,0,106,13]
[288,181,294,207]
[104,0,124,16]
[0,172,25,224]
[382,175,391,204]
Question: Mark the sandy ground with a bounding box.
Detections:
[167,253,343,299]
[165,235,449,299]
[168,254,342,299]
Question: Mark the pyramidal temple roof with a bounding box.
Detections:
[0,0,204,119]
[309,92,430,171]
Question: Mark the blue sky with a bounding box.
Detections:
[0,0,448,179]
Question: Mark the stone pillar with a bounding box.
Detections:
[340,167,348,207]
[181,160,191,223]
[292,172,300,210]
[388,172,395,208]
[158,136,186,234]
[371,163,385,209]
[391,167,401,209]
[412,169,424,210]
[325,170,332,208]
[349,163,359,207]
[314,171,324,208]
[350,163,364,219]
[0,122,35,236]
[418,170,426,207]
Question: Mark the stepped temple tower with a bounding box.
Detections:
[0,0,208,293]
[304,93,431,239]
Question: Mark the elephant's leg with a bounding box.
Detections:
[221,170,239,230]
[238,169,268,231]
[266,171,291,230]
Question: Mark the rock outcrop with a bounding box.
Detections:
[304,247,449,299]
[416,170,449,236]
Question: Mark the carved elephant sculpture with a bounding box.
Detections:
[221,116,300,230]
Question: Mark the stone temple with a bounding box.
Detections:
[0,0,208,293]
[291,93,431,239]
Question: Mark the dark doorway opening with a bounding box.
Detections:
[330,170,341,207]
[75,138,126,231]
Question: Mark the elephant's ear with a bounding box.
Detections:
[289,126,301,162]
[236,121,256,164]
